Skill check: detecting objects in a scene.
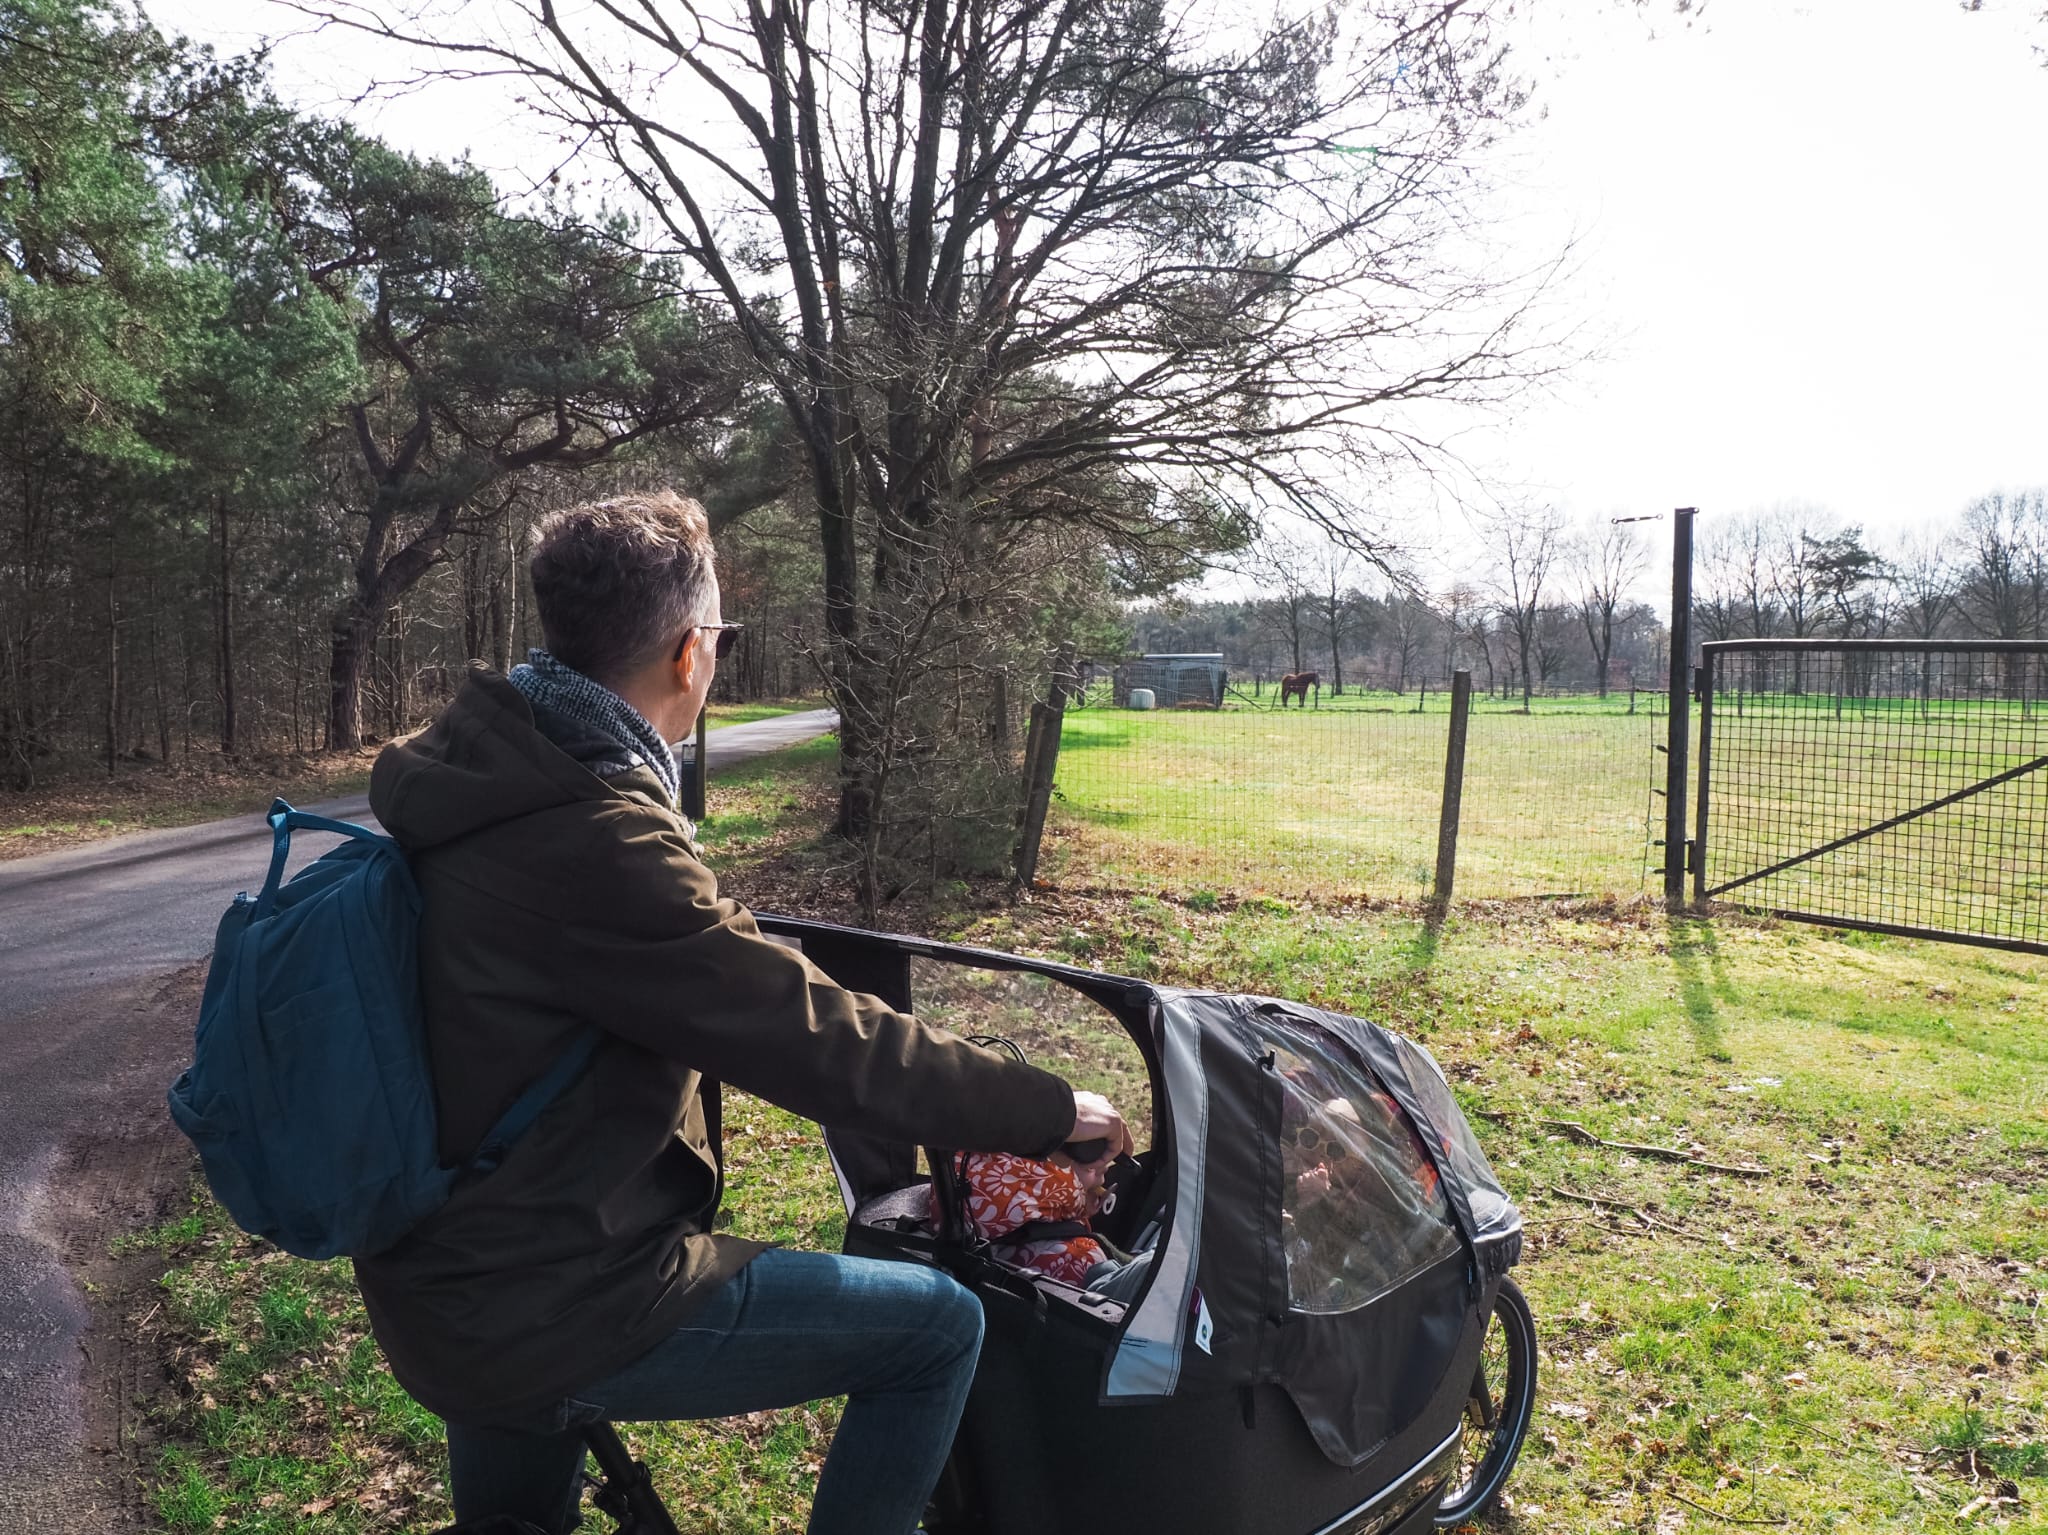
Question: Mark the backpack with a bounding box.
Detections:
[167,800,596,1260]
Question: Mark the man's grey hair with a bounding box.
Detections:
[528,490,719,685]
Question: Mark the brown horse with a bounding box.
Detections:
[1279,670,1320,707]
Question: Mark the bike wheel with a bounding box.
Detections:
[1433,1275,1538,1529]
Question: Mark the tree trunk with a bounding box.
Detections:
[1325,586,1344,695]
[149,582,170,763]
[502,520,525,673]
[215,497,237,756]
[327,606,376,750]
[393,601,410,735]
[812,440,873,840]
[103,535,119,776]
[179,620,192,762]
[326,492,461,749]
[488,532,510,674]
[462,534,487,661]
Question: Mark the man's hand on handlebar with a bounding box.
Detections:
[1067,1090,1134,1164]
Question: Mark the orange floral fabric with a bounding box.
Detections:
[936,1151,1106,1286]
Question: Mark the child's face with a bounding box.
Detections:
[1050,1150,1110,1215]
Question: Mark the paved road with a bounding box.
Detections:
[0,707,836,1531]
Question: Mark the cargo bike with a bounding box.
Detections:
[572,915,1536,1535]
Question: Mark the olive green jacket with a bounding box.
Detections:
[356,667,1073,1423]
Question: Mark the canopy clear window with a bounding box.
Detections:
[1257,1015,1459,1315]
[909,958,1153,1150]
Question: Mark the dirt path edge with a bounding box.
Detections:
[10,966,205,1534]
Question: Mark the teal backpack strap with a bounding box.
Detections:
[257,799,388,914]
[469,1030,603,1175]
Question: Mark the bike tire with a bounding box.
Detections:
[1433,1275,1538,1529]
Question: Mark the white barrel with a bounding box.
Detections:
[1127,688,1156,710]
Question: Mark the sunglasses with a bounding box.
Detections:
[674,623,745,663]
[1288,1123,1353,1162]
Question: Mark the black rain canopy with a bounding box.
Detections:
[1099,991,1522,1466]
[775,917,1523,1471]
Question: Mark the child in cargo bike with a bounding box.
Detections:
[943,1060,1448,1314]
[940,1142,1153,1301]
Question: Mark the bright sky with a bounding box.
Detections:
[149,0,2048,571]
[1465,0,2048,542]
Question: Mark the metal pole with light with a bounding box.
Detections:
[1664,508,1696,907]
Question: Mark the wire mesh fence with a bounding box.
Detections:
[1698,641,2048,950]
[1047,683,1666,900]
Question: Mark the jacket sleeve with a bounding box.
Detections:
[553,804,1078,1159]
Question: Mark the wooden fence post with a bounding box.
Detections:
[1013,701,1063,886]
[1432,669,1473,914]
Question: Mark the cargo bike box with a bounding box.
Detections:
[755,915,1538,1535]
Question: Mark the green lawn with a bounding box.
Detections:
[1702,696,2048,946]
[1054,697,1666,901]
[129,738,2048,1534]
[1053,689,2048,946]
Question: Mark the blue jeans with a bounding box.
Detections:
[445,1249,984,1534]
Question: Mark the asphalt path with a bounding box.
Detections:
[0,707,836,1530]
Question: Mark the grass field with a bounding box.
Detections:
[701,697,831,729]
[1703,696,2048,947]
[1055,687,2048,949]
[0,752,381,861]
[128,737,2048,1534]
[1054,695,1666,900]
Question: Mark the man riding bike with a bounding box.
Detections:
[357,490,1129,1533]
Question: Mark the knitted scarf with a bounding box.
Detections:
[507,649,681,811]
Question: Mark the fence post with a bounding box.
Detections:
[1664,507,1696,908]
[1013,702,1062,886]
[687,706,709,821]
[1432,669,1473,914]
[1013,653,1075,887]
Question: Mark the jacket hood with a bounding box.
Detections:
[371,665,617,851]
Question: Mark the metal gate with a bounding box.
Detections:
[1694,640,2048,954]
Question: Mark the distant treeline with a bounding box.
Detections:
[1132,497,2048,702]
[1129,586,1665,700]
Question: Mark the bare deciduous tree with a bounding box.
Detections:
[1697,514,1774,639]
[1570,520,1644,697]
[1888,531,1957,640]
[1317,546,1358,695]
[305,0,1559,873]
[1248,532,1320,678]
[1765,505,1836,643]
[1485,505,1560,707]
[1959,489,2047,642]
[1381,585,1436,694]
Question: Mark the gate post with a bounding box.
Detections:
[1693,647,1714,907]
[1664,508,1696,908]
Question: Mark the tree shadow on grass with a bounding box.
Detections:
[1401,918,1441,976]
[1667,913,1734,1062]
